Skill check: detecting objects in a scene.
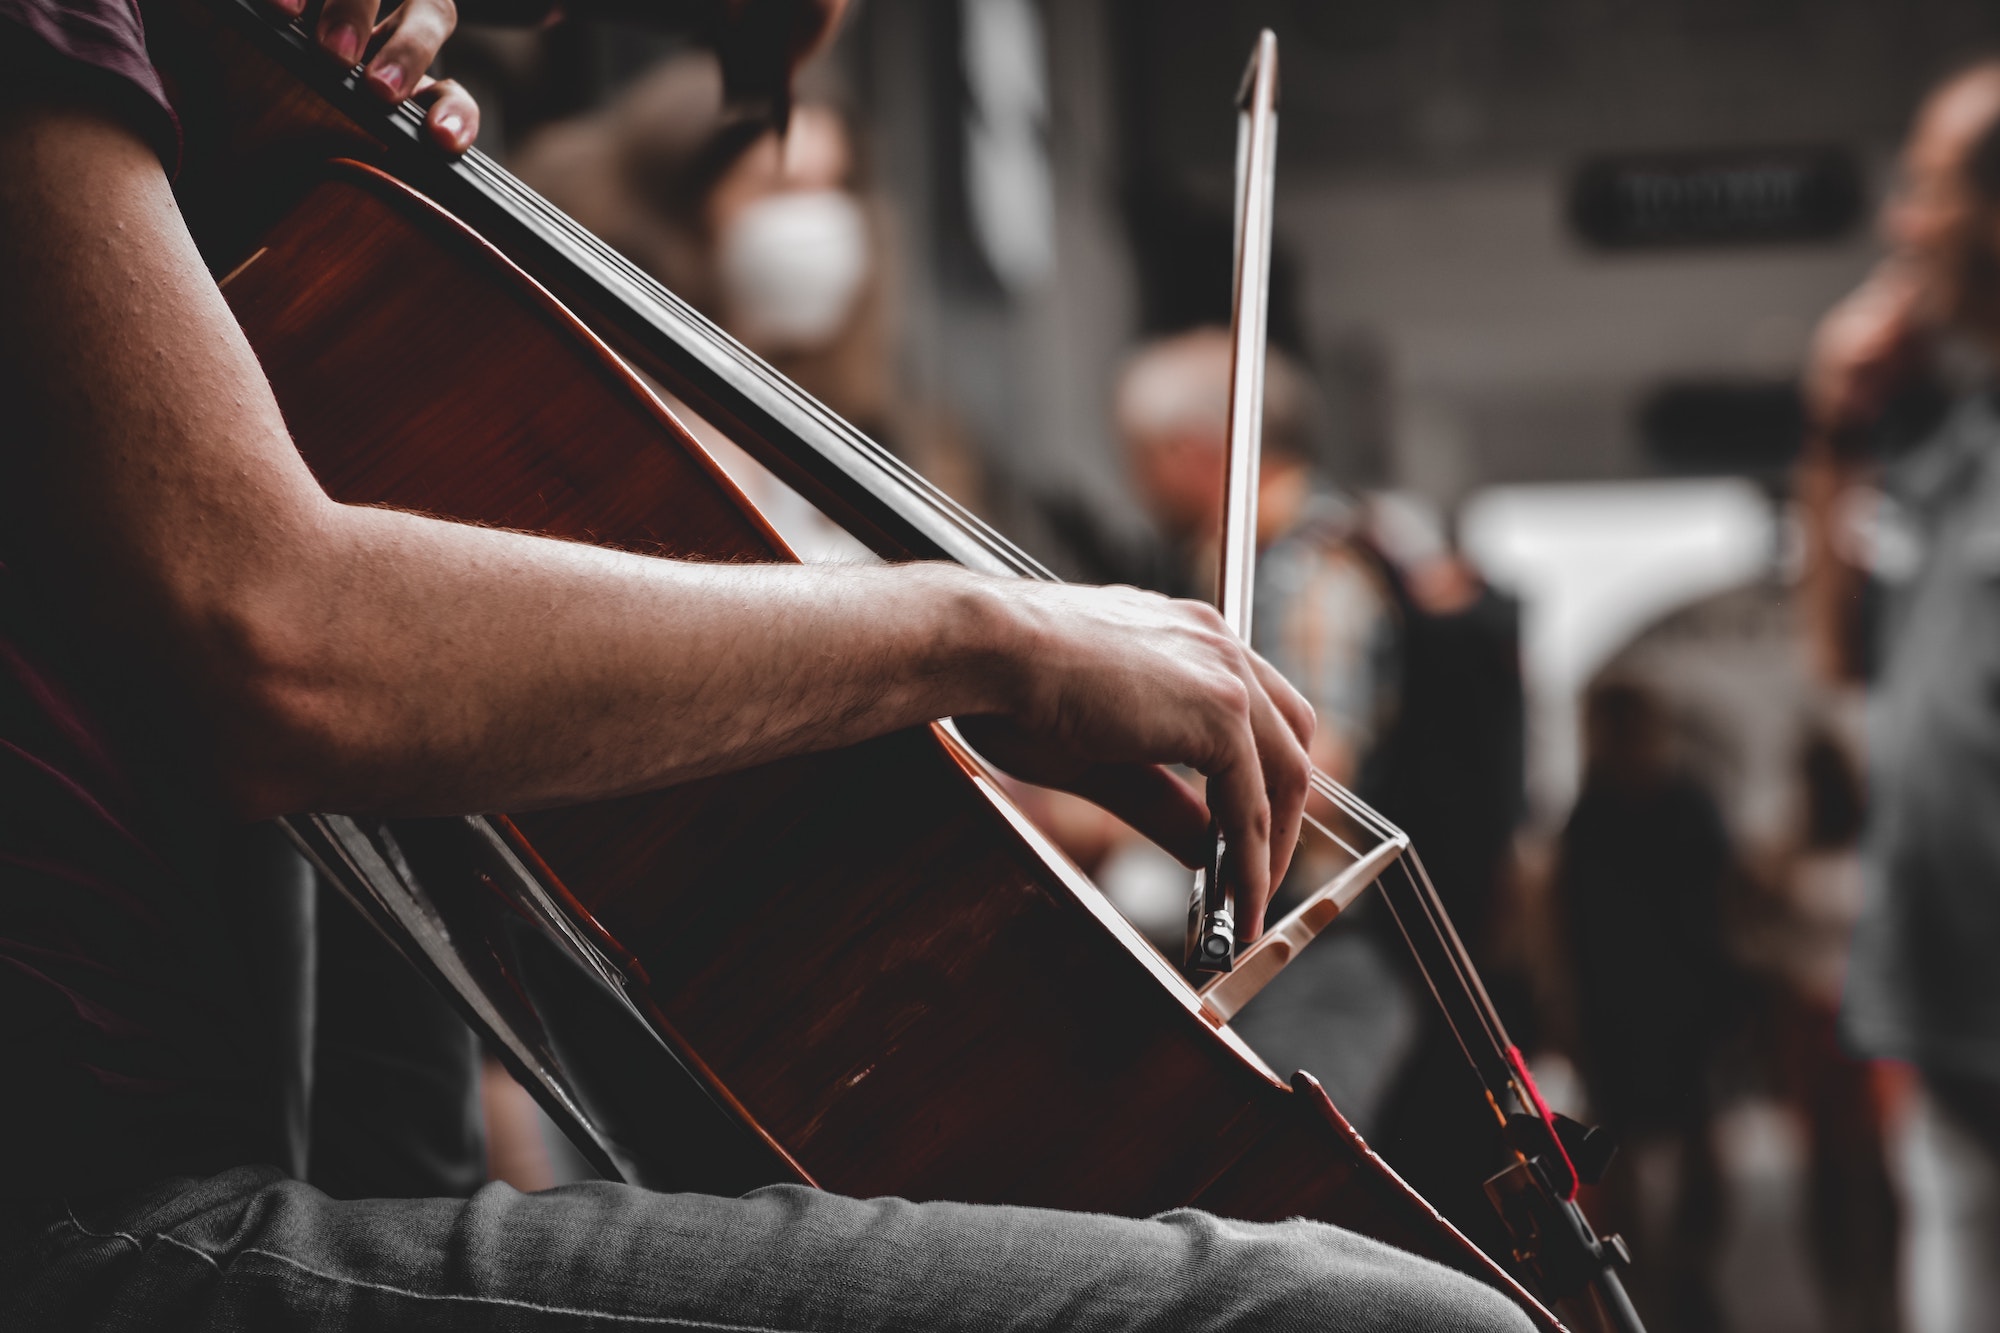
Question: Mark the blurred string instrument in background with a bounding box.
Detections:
[145,4,1643,1328]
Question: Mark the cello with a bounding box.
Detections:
[142,2,1642,1328]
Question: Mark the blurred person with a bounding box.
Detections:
[1110,326,1419,1137]
[513,59,910,455]
[512,55,997,552]
[1801,58,2000,1333]
[1351,498,1534,1268]
[0,1,1550,1331]
[1554,681,1740,1333]
[1749,728,1900,1333]
[1359,498,1526,967]
[1115,328,1399,785]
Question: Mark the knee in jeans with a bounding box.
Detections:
[1378,1265,1538,1333]
[1251,1221,1537,1333]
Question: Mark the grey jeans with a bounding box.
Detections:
[1,1165,1535,1333]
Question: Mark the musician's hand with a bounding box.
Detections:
[960,582,1315,941]
[262,0,481,152]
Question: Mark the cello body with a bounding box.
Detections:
[148,3,1573,1326]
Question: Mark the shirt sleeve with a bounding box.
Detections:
[0,0,179,168]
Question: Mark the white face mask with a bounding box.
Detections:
[716,189,871,353]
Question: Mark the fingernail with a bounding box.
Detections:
[441,114,466,147]
[370,63,405,97]
[274,0,305,15]
[325,23,361,65]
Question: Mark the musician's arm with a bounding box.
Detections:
[0,101,1309,926]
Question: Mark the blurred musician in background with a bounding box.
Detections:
[1803,57,2000,1333]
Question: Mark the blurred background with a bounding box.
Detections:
[442,4,2000,1330]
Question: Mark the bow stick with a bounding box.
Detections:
[1187,28,1280,974]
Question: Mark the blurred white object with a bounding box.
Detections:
[1900,1085,2000,1333]
[717,189,870,352]
[1367,489,1450,569]
[1093,836,1188,952]
[1525,1050,1585,1120]
[1460,478,1775,816]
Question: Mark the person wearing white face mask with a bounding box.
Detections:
[516,68,900,444]
[718,185,871,350]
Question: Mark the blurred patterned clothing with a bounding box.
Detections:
[1249,490,1399,773]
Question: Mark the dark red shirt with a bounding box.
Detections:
[0,0,176,165]
[0,1,278,1206]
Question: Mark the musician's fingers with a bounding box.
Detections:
[365,0,459,102]
[1203,713,1274,943]
[314,0,381,68]
[1244,672,1312,922]
[1249,652,1316,751]
[411,77,479,153]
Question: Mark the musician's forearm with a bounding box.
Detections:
[0,102,1004,821]
[221,518,1013,819]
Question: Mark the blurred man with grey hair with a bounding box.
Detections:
[1115,327,1398,787]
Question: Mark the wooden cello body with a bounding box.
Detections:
[143,4,1631,1328]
